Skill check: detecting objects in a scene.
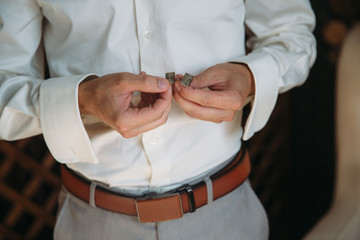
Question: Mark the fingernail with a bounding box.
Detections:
[158,78,168,89]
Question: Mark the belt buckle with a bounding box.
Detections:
[135,192,183,223]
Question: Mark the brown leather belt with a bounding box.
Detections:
[60,149,251,223]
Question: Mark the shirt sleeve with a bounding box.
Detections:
[231,0,317,140]
[0,0,98,164]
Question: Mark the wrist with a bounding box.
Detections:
[78,76,97,115]
[78,82,89,115]
[228,62,255,96]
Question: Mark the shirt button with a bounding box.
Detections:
[144,30,153,39]
[150,138,157,146]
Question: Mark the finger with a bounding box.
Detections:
[138,84,172,111]
[120,101,172,138]
[120,87,172,130]
[124,73,170,93]
[173,88,236,123]
[137,86,172,118]
[174,81,243,111]
[189,68,226,89]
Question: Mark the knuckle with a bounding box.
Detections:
[116,122,131,133]
[120,131,134,139]
[160,112,169,122]
[114,77,125,88]
[210,66,226,76]
[198,96,212,107]
[159,117,167,126]
[143,77,154,89]
[228,92,243,110]
[115,72,133,87]
[222,113,235,122]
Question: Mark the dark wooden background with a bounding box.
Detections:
[250,0,359,239]
[0,0,359,239]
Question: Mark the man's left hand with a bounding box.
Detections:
[173,63,255,123]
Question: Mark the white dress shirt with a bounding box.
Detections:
[0,0,316,194]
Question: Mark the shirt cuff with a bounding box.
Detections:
[230,51,279,140]
[39,74,99,164]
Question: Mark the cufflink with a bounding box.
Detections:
[165,72,175,84]
[180,73,194,87]
[166,72,194,87]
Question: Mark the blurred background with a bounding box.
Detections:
[0,0,359,239]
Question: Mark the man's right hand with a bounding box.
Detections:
[78,72,172,138]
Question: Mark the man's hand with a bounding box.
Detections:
[173,63,255,123]
[78,72,172,138]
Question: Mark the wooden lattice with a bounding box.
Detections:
[0,137,61,240]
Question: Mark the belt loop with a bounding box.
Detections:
[204,176,213,204]
[89,182,97,208]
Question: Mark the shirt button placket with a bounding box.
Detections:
[134,0,161,74]
[142,132,171,192]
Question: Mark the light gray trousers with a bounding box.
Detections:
[54,180,269,240]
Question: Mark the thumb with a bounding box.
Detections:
[189,75,213,89]
[190,65,231,89]
[190,71,218,89]
[129,73,170,93]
